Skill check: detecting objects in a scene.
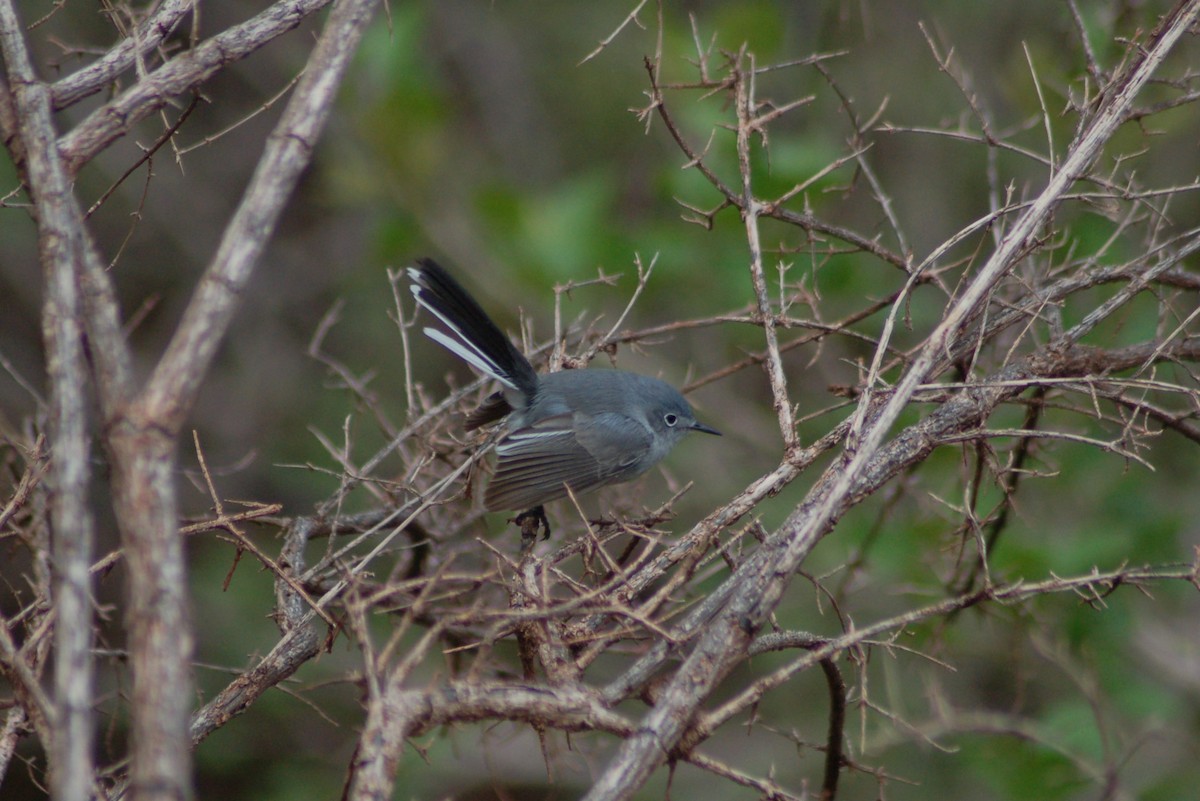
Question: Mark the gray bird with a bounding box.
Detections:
[408,259,719,536]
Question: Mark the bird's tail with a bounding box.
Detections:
[408,258,539,397]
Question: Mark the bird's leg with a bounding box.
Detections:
[514,505,550,547]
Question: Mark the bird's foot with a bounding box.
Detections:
[513,505,550,549]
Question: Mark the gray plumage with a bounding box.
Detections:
[408,258,719,512]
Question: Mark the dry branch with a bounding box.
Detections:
[58,0,335,174]
[584,4,1200,798]
[3,3,1200,801]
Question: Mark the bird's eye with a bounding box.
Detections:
[664,413,679,427]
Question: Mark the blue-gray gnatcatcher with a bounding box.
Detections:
[408,259,719,534]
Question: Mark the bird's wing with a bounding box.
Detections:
[485,412,652,511]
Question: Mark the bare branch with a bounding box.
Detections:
[0,2,99,797]
[50,0,196,110]
[140,0,379,436]
[58,0,334,174]
[586,11,1200,788]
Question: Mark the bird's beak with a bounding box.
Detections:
[691,421,722,436]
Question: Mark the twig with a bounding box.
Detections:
[733,51,796,448]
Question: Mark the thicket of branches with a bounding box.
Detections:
[2,2,1200,800]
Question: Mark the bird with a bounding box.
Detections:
[408,258,720,539]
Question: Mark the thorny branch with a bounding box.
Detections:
[2,3,1200,801]
[2,0,378,800]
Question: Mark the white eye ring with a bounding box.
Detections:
[664,413,679,427]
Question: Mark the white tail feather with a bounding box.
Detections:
[407,270,519,388]
[422,328,515,388]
